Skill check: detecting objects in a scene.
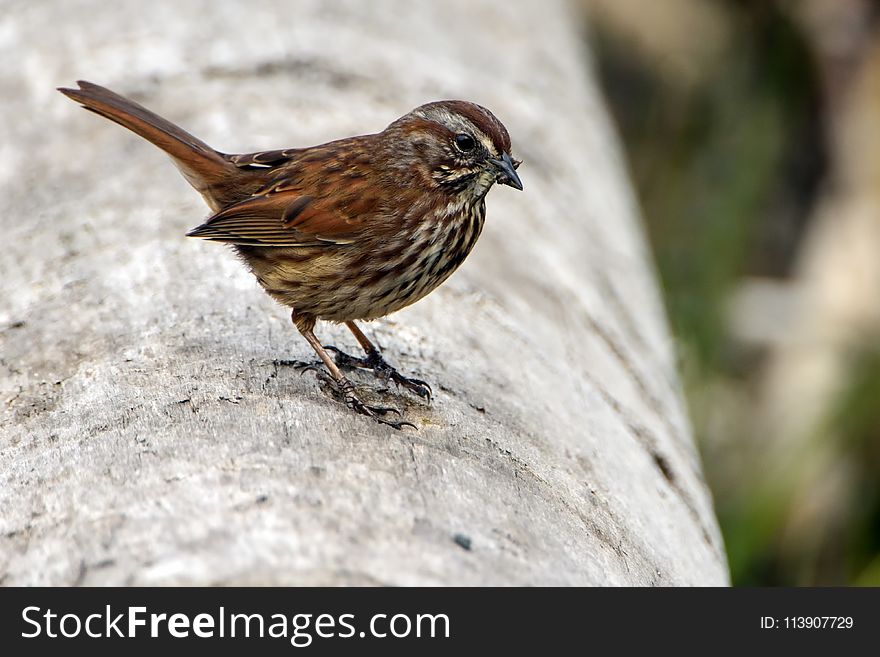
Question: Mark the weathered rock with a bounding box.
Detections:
[0,0,728,585]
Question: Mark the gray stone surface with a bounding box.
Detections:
[0,0,728,585]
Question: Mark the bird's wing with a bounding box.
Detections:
[226,149,299,169]
[186,174,380,247]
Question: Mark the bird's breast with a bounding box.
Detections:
[347,199,487,320]
[245,199,487,323]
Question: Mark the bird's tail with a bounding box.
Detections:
[58,80,238,210]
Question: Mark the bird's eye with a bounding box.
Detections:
[454,134,476,153]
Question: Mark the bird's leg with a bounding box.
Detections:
[324,321,432,401]
[293,312,414,429]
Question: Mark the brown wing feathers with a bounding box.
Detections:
[185,193,320,246]
[186,192,362,246]
[60,80,375,248]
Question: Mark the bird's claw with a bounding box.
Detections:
[324,345,367,369]
[324,345,432,401]
[388,373,432,401]
[274,358,323,376]
[318,371,414,430]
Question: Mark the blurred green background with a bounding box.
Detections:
[583,0,880,585]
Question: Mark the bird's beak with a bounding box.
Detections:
[489,152,523,191]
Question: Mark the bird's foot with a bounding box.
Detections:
[274,358,324,375]
[324,346,433,401]
[316,371,415,430]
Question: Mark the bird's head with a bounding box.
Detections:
[386,100,522,199]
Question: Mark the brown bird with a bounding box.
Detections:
[59,80,522,428]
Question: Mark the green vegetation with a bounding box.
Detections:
[589,1,879,585]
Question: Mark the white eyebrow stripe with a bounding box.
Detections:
[412,106,500,156]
